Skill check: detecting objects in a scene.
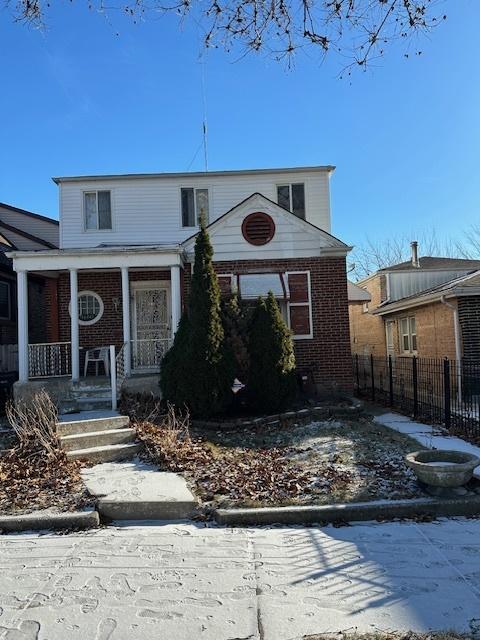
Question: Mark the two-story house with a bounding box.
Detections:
[349,242,480,361]
[8,166,354,407]
[0,202,59,374]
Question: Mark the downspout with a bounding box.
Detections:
[440,295,462,402]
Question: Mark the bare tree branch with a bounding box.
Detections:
[349,228,472,281]
[6,0,447,69]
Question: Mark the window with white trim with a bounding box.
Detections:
[221,270,313,339]
[277,183,305,219]
[400,316,417,353]
[181,187,209,227]
[69,291,104,325]
[84,191,112,230]
[0,281,11,320]
[286,271,312,339]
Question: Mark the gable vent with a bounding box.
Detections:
[241,212,275,246]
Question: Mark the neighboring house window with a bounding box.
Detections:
[84,191,112,230]
[181,188,209,227]
[0,281,11,320]
[277,183,305,219]
[69,291,104,325]
[287,271,313,339]
[400,316,417,353]
[362,302,369,313]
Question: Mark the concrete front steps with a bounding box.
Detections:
[58,410,142,463]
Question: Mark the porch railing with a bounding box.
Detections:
[131,338,172,371]
[28,342,71,379]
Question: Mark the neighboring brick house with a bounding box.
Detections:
[349,243,480,361]
[8,166,355,401]
[0,202,59,372]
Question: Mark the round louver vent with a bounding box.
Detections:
[241,212,275,246]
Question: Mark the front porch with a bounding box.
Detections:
[8,244,184,393]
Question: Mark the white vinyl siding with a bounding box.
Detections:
[59,170,331,248]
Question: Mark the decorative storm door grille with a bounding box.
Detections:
[132,287,170,370]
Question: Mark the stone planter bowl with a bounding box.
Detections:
[406,450,480,488]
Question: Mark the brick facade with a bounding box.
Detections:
[458,297,480,360]
[349,272,459,360]
[57,270,171,363]
[53,257,352,392]
[349,274,388,356]
[186,256,353,392]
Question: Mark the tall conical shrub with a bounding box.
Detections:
[160,220,234,417]
[247,292,297,413]
[221,294,250,382]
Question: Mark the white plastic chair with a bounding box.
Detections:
[84,346,110,377]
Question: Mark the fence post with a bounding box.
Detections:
[355,354,360,391]
[412,356,418,418]
[370,353,375,401]
[444,358,451,430]
[388,355,393,406]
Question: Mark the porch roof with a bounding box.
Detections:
[6,243,185,272]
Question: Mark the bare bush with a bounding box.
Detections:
[6,390,61,459]
[0,391,92,514]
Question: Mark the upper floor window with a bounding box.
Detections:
[84,191,112,231]
[400,316,417,353]
[277,183,305,219]
[181,188,209,227]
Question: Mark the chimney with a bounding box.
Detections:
[410,241,420,268]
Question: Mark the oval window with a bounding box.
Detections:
[69,291,104,325]
[241,212,275,246]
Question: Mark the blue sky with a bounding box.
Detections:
[0,0,479,250]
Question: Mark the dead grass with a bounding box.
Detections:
[0,392,93,515]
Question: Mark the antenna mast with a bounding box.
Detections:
[201,53,209,172]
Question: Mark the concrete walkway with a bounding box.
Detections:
[81,458,197,520]
[1,518,480,639]
[375,412,480,479]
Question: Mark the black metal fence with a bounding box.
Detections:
[353,354,480,443]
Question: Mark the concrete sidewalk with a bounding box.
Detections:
[1,519,480,639]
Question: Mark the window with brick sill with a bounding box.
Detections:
[217,270,313,339]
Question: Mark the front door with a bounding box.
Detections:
[131,282,171,370]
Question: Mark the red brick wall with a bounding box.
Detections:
[185,256,353,392]
[55,258,352,392]
[57,270,171,351]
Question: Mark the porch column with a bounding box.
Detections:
[170,265,181,336]
[17,270,29,383]
[70,268,80,382]
[121,266,131,376]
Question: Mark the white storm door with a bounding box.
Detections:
[132,282,171,370]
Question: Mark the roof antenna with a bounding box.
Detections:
[200,52,209,173]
